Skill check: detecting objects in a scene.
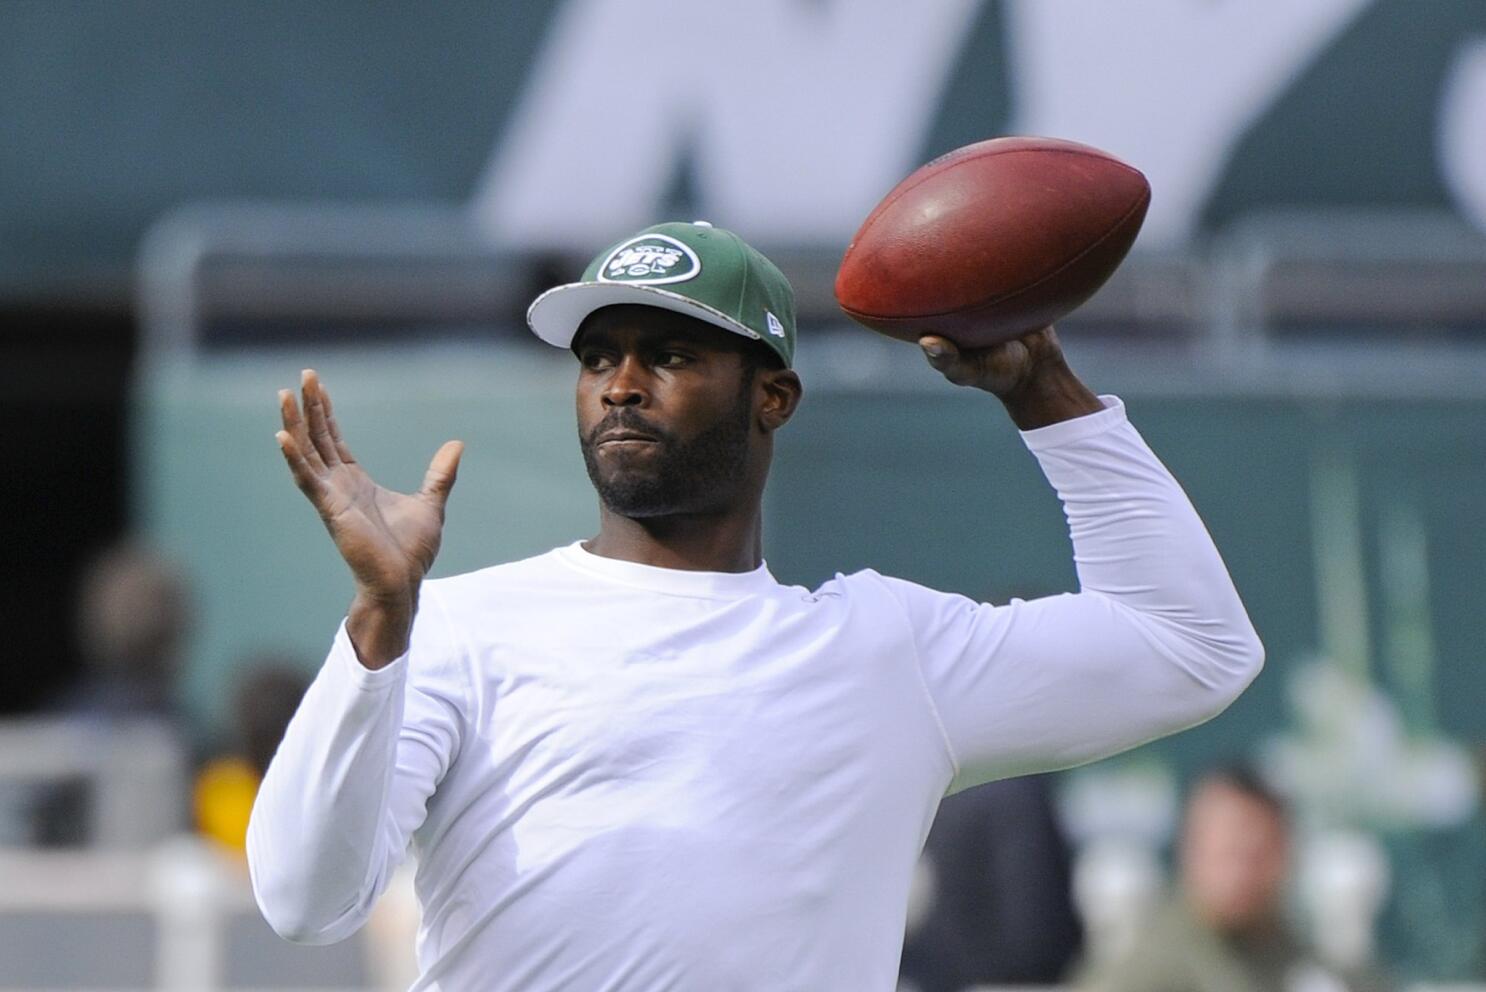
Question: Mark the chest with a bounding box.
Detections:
[463,602,926,808]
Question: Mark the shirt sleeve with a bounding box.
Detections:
[245,584,471,944]
[884,397,1263,794]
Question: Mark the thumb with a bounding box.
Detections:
[418,440,464,509]
[919,334,976,386]
[919,334,960,370]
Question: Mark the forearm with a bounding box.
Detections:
[246,626,409,944]
[996,347,1260,680]
[1027,399,1264,696]
[931,404,1263,787]
[889,376,1264,789]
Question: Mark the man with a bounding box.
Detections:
[1080,769,1393,992]
[248,221,1263,991]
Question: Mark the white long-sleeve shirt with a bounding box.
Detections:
[247,397,1262,991]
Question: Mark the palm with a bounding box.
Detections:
[319,463,446,591]
[277,371,463,600]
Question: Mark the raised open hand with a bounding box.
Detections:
[276,369,463,608]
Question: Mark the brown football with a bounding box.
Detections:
[834,136,1150,348]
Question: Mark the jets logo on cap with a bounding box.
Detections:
[598,234,701,286]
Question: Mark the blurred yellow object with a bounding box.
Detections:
[194,756,260,854]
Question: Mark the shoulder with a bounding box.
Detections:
[1133,898,1225,966]
[815,568,981,616]
[1079,896,1209,990]
[811,567,898,604]
[407,547,575,661]
[810,570,991,643]
[423,546,572,605]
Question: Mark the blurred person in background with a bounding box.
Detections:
[195,658,310,854]
[60,540,191,720]
[1080,767,1393,992]
[20,541,195,845]
[899,772,1083,992]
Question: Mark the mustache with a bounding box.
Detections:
[585,409,671,447]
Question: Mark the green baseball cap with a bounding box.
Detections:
[526,220,797,367]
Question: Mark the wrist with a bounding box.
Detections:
[346,585,418,670]
[999,360,1103,431]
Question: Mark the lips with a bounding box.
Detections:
[596,429,659,447]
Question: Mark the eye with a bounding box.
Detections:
[655,350,690,368]
[580,351,617,371]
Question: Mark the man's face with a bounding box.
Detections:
[574,305,760,518]
[1179,780,1290,934]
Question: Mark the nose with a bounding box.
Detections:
[601,355,649,408]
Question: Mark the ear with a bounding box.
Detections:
[757,368,803,433]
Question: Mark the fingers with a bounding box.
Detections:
[300,369,342,468]
[418,440,465,511]
[319,383,358,465]
[279,385,326,473]
[919,335,978,387]
[919,334,959,366]
[275,428,326,503]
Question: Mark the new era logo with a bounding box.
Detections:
[765,311,786,338]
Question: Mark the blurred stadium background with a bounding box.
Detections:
[4,1,1486,989]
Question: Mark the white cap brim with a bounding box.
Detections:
[526,282,762,350]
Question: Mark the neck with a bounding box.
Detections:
[585,504,764,573]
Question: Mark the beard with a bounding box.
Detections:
[579,381,754,518]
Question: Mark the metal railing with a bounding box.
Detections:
[2,843,1480,991]
[132,201,1486,409]
[136,203,1486,353]
[0,843,370,991]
